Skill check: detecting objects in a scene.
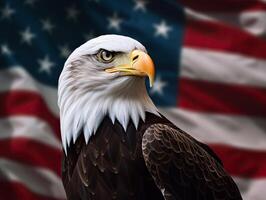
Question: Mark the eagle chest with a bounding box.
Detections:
[63,115,165,200]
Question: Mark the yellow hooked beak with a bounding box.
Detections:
[105,50,155,87]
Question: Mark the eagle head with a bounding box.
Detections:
[58,34,159,152]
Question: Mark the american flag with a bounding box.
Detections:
[0,0,265,199]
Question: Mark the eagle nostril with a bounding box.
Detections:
[132,55,139,62]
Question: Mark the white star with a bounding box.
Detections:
[20,27,36,45]
[66,6,80,21]
[38,55,55,74]
[134,0,148,12]
[154,20,172,38]
[24,0,38,6]
[108,13,123,31]
[41,18,55,34]
[150,77,167,95]
[84,31,95,41]
[1,4,15,20]
[1,44,12,56]
[59,44,71,58]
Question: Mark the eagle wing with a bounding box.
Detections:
[142,124,242,200]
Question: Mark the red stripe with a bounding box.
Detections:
[0,138,61,176]
[0,181,63,200]
[0,91,60,139]
[178,0,266,12]
[209,144,266,178]
[184,19,266,59]
[178,78,266,117]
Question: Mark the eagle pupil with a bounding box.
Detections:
[102,50,112,61]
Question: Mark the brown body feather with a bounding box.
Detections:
[62,113,242,200]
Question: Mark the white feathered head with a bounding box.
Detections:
[58,34,159,152]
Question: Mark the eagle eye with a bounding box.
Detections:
[97,49,115,63]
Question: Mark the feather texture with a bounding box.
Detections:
[62,113,166,200]
[62,113,242,200]
[142,123,242,200]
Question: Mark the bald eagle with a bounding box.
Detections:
[58,35,242,200]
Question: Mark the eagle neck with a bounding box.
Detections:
[60,77,159,153]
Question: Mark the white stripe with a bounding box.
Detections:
[180,48,266,87]
[185,8,216,22]
[0,116,61,149]
[212,11,266,38]
[185,8,266,38]
[0,66,59,116]
[159,108,266,151]
[0,158,65,199]
[234,177,266,200]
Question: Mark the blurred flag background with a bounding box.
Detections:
[1,0,266,199]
